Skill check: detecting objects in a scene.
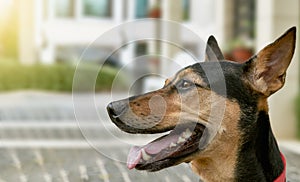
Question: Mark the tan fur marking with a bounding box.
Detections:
[164,78,171,86]
[126,67,209,131]
[177,68,207,87]
[257,98,269,112]
[190,100,241,182]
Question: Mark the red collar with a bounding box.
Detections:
[274,153,286,182]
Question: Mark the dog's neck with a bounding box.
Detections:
[190,146,238,182]
[191,110,284,182]
[235,110,284,181]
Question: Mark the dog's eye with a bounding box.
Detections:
[177,80,194,90]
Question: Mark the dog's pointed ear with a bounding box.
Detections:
[244,27,296,96]
[205,36,225,62]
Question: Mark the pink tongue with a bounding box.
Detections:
[127,146,142,169]
[127,134,179,169]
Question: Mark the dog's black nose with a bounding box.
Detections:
[107,100,127,118]
[107,102,117,117]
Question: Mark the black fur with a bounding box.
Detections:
[236,111,283,182]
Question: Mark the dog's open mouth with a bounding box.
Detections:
[127,123,205,171]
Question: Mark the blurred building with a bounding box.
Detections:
[19,0,222,65]
[17,0,300,139]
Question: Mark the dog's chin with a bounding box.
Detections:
[126,123,206,172]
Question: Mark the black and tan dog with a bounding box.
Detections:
[107,27,296,181]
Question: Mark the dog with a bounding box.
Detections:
[107,27,296,182]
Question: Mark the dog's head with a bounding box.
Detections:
[107,27,296,175]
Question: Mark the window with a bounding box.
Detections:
[135,0,148,18]
[55,0,74,18]
[135,42,147,56]
[123,0,128,20]
[233,0,255,39]
[83,0,112,18]
[182,0,190,21]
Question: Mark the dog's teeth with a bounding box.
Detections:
[169,142,177,148]
[182,128,192,139]
[141,149,151,161]
[177,136,186,144]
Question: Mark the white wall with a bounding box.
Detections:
[256,0,299,139]
[40,0,125,63]
[18,0,37,64]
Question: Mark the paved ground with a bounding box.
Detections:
[0,91,299,182]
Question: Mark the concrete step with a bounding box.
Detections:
[0,148,200,182]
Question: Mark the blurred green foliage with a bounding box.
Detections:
[0,62,118,92]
